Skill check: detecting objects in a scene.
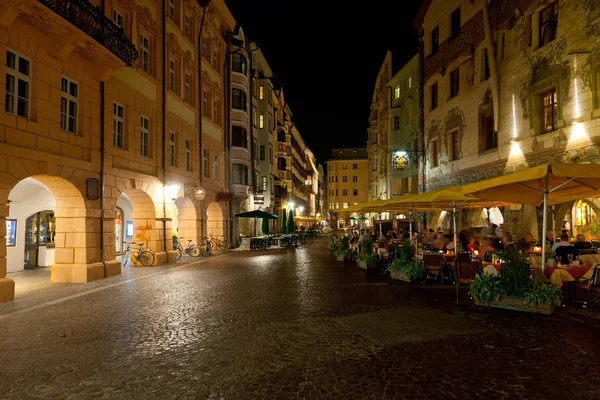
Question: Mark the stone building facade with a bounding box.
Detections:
[0,0,236,302]
[415,0,600,238]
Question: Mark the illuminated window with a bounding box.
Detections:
[259,114,264,128]
[259,85,264,99]
[540,89,558,133]
[343,202,348,209]
[394,86,400,99]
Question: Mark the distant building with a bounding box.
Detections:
[326,148,369,229]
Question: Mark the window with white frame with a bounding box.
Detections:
[5,50,31,118]
[343,202,348,209]
[168,0,175,20]
[203,149,209,177]
[140,116,149,157]
[140,34,150,74]
[169,59,176,92]
[169,132,176,166]
[342,189,348,196]
[352,176,358,182]
[113,103,125,148]
[213,154,219,181]
[259,114,264,128]
[259,85,264,99]
[262,176,267,191]
[408,76,413,88]
[113,9,124,29]
[185,74,191,103]
[213,48,218,69]
[60,77,78,134]
[213,98,219,123]
[184,14,190,37]
[394,86,400,99]
[185,139,191,171]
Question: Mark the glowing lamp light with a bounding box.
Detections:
[299,206,304,212]
[165,185,181,201]
[533,246,542,253]
[288,202,295,209]
[473,250,479,257]
[393,151,408,171]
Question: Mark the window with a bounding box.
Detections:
[5,50,30,118]
[336,203,339,209]
[259,114,264,128]
[431,82,438,110]
[393,115,400,130]
[213,98,219,123]
[408,77,413,88]
[352,176,358,182]
[482,49,490,81]
[202,37,208,58]
[394,86,400,99]
[540,89,558,133]
[169,59,176,92]
[232,53,247,75]
[206,152,215,181]
[232,126,248,148]
[202,89,208,116]
[184,139,191,171]
[140,116,149,157]
[233,164,248,185]
[113,103,125,148]
[184,74,191,103]
[431,26,439,54]
[252,106,257,127]
[259,85,264,99]
[6,219,16,247]
[269,112,273,130]
[113,9,124,29]
[353,189,358,196]
[169,131,176,166]
[203,149,209,177]
[451,131,460,161]
[343,202,348,209]
[335,176,338,183]
[260,145,265,160]
[481,114,497,151]
[539,2,558,48]
[252,78,257,98]
[269,144,273,164]
[184,14,190,37]
[343,176,348,183]
[60,77,78,134]
[140,34,150,74]
[213,48,219,69]
[430,140,438,167]
[277,157,286,170]
[451,7,461,39]
[261,176,267,191]
[168,0,175,20]
[335,190,338,196]
[342,189,348,196]
[253,138,258,161]
[232,88,247,111]
[352,163,357,169]
[450,67,460,98]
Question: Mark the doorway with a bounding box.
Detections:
[24,210,55,269]
[115,206,124,255]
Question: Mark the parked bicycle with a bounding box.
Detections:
[122,242,155,267]
[207,234,231,251]
[199,237,213,256]
[174,237,201,260]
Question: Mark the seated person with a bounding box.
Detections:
[551,233,571,252]
[517,233,535,252]
[477,238,495,256]
[466,237,479,252]
[573,234,592,250]
[349,231,360,250]
[435,240,446,253]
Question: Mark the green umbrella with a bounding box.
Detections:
[262,217,270,235]
[347,216,358,221]
[282,208,287,234]
[287,209,295,234]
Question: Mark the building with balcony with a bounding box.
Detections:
[273,93,293,215]
[388,55,420,197]
[326,148,369,229]
[0,0,235,302]
[415,0,600,238]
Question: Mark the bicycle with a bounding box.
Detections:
[207,234,231,251]
[122,242,155,267]
[199,237,213,256]
[174,237,201,260]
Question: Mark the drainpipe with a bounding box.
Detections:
[197,0,210,240]
[482,0,499,132]
[417,26,427,228]
[223,32,234,244]
[100,0,106,269]
[161,0,168,253]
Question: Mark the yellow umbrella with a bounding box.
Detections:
[463,163,600,271]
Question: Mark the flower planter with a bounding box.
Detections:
[336,255,346,262]
[357,260,368,269]
[390,269,411,282]
[474,295,555,315]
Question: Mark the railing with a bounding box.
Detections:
[39,0,138,65]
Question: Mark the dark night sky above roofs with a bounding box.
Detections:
[224,0,421,164]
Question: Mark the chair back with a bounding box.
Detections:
[590,264,600,288]
[457,252,471,261]
[591,240,600,248]
[456,259,483,281]
[424,252,443,268]
[578,248,597,255]
[483,251,496,262]
[555,246,579,264]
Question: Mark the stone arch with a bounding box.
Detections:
[554,199,600,237]
[207,201,226,240]
[122,188,160,253]
[173,196,200,243]
[4,175,100,285]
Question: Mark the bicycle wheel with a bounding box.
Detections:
[188,245,201,257]
[139,250,155,266]
[175,247,183,260]
[121,251,129,266]
[218,240,231,251]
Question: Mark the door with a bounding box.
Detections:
[24,213,39,268]
[115,207,123,255]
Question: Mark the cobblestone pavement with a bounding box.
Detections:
[1,238,599,400]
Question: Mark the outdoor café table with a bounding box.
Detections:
[481,262,502,276]
[545,264,593,288]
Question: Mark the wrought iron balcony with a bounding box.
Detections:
[39,0,138,65]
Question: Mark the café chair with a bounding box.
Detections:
[575,264,600,316]
[555,246,580,265]
[453,259,483,304]
[424,252,444,285]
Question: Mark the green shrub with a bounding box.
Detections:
[524,282,561,307]
[390,258,425,281]
[469,273,503,306]
[357,251,378,266]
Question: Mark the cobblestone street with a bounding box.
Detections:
[1,237,599,399]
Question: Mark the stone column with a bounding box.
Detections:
[0,203,15,303]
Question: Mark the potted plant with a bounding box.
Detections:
[545,248,555,267]
[581,224,600,241]
[357,251,379,269]
[334,237,351,262]
[470,253,561,314]
[389,240,424,282]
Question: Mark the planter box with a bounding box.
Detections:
[390,269,411,282]
[357,260,367,269]
[336,255,346,262]
[474,295,555,315]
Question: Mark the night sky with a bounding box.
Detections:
[224,0,421,164]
